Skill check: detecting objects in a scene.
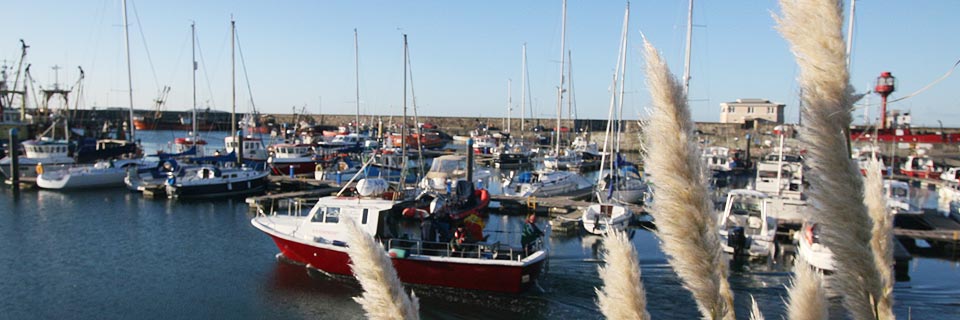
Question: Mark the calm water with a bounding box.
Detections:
[2,131,959,319]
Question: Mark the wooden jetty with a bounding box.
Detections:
[895,210,960,246]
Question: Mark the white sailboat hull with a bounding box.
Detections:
[36,166,127,190]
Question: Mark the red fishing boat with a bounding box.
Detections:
[251,179,547,293]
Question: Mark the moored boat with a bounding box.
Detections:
[251,183,547,293]
[718,189,778,257]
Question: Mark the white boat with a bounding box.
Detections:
[795,222,834,271]
[598,168,647,205]
[718,189,778,257]
[939,167,960,183]
[883,179,922,215]
[582,203,631,235]
[224,136,268,162]
[502,170,592,197]
[418,154,492,192]
[37,159,153,190]
[542,150,582,171]
[0,138,75,180]
[702,146,739,172]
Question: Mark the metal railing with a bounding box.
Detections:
[385,237,544,262]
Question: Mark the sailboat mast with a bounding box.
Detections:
[506,79,511,133]
[846,0,856,68]
[400,34,408,188]
[682,0,694,96]
[567,50,573,134]
[615,4,630,156]
[520,43,527,137]
[231,17,236,145]
[191,22,198,140]
[122,0,135,141]
[555,0,567,154]
[354,28,361,134]
[598,1,629,188]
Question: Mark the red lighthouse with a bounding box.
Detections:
[875,71,895,129]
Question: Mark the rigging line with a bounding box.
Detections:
[234,28,258,113]
[888,58,960,104]
[405,39,425,177]
[129,0,161,91]
[194,30,217,110]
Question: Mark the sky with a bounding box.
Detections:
[2,0,959,126]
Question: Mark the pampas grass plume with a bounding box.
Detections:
[595,230,650,320]
[642,38,735,320]
[343,218,420,320]
[864,157,895,319]
[775,0,885,318]
[785,255,829,320]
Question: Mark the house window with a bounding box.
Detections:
[767,107,773,113]
[747,107,754,113]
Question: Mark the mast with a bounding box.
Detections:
[122,0,135,141]
[846,0,856,68]
[354,28,361,134]
[567,50,574,135]
[554,0,567,154]
[400,34,408,190]
[231,17,236,147]
[191,22,198,140]
[598,1,629,189]
[506,79,511,133]
[520,43,527,137]
[615,4,629,157]
[682,0,694,95]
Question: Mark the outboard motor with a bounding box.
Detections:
[727,226,747,256]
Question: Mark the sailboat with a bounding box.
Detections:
[164,20,268,199]
[493,44,535,169]
[582,2,634,235]
[37,0,147,190]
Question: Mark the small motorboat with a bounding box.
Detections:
[581,203,632,235]
[718,189,778,257]
[795,222,834,271]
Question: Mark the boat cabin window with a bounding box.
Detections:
[362,209,369,224]
[312,207,341,223]
[757,170,789,179]
[729,196,762,218]
[886,185,908,198]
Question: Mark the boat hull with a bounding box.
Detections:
[262,233,545,293]
[166,172,269,198]
[36,168,127,190]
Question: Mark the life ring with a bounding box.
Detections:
[315,163,324,172]
[338,161,349,172]
[402,207,429,219]
[35,163,44,175]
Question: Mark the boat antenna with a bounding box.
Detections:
[520,43,527,138]
[231,16,237,151]
[400,34,408,192]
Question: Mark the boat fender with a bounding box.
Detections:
[165,176,177,186]
[338,161,348,172]
[402,207,429,219]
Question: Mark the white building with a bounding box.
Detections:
[719,98,786,124]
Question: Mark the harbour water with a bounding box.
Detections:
[2,131,959,319]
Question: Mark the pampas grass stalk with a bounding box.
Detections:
[343,218,420,320]
[642,38,735,320]
[595,230,650,320]
[749,296,765,320]
[775,0,885,319]
[864,158,895,318]
[785,255,829,320]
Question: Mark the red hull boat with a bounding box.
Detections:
[252,186,547,293]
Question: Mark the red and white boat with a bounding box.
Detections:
[900,152,941,179]
[267,143,317,176]
[251,179,548,293]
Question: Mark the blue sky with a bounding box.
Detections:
[2,1,958,126]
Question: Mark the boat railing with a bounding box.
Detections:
[385,237,541,262]
[253,196,318,217]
